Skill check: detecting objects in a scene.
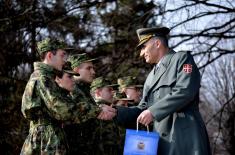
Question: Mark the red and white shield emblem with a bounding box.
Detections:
[183,64,192,73]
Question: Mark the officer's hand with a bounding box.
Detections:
[137,109,153,126]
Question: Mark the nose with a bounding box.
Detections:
[91,68,95,75]
[63,54,68,62]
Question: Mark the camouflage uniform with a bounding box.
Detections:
[117,76,143,106]
[91,77,122,155]
[113,92,135,153]
[64,53,99,155]
[118,76,153,131]
[21,62,82,155]
[21,39,100,155]
[114,92,135,107]
[117,76,148,145]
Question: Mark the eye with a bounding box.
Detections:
[88,66,93,70]
[141,45,146,50]
[61,52,67,58]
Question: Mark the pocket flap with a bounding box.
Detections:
[153,78,176,92]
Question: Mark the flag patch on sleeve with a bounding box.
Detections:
[183,64,192,73]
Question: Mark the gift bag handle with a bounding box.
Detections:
[136,122,149,133]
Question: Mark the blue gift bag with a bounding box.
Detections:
[123,125,160,155]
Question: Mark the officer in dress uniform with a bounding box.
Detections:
[113,26,212,155]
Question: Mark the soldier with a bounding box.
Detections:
[114,92,134,107]
[90,77,122,155]
[91,77,117,105]
[103,26,212,155]
[117,76,148,130]
[65,54,116,155]
[55,62,79,93]
[20,38,114,155]
[117,76,143,106]
[113,91,134,152]
[20,38,78,155]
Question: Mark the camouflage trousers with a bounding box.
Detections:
[20,124,68,155]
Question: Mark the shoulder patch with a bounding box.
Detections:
[183,64,192,73]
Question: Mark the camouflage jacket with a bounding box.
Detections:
[21,62,86,155]
[71,81,100,120]
[64,81,100,155]
[93,99,122,155]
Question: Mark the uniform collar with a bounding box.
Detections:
[155,56,164,68]
[153,50,175,74]
[33,62,56,79]
[159,49,175,68]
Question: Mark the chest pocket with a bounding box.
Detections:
[152,78,176,100]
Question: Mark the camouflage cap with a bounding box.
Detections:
[114,92,133,101]
[62,62,79,76]
[37,38,73,55]
[91,77,118,92]
[136,27,170,50]
[118,76,143,90]
[68,53,98,69]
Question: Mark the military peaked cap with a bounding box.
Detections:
[37,38,73,55]
[62,62,79,76]
[118,76,143,90]
[68,53,98,69]
[91,77,118,92]
[136,27,170,50]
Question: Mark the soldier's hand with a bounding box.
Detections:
[100,104,116,113]
[137,109,153,126]
[97,104,117,120]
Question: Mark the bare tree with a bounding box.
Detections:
[152,0,235,69]
[201,55,235,155]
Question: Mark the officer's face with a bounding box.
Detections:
[99,86,114,103]
[56,73,75,92]
[125,87,141,103]
[140,39,160,64]
[76,62,95,83]
[50,49,67,70]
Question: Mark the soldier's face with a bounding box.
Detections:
[140,39,160,64]
[116,100,128,107]
[50,49,67,70]
[125,87,141,103]
[56,73,75,92]
[99,87,114,103]
[76,62,95,83]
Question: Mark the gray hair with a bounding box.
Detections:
[151,36,169,47]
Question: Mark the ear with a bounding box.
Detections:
[73,67,80,74]
[45,51,53,61]
[96,88,102,97]
[55,76,61,85]
[154,39,161,48]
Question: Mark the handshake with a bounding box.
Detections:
[97,104,117,120]
[96,104,154,126]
